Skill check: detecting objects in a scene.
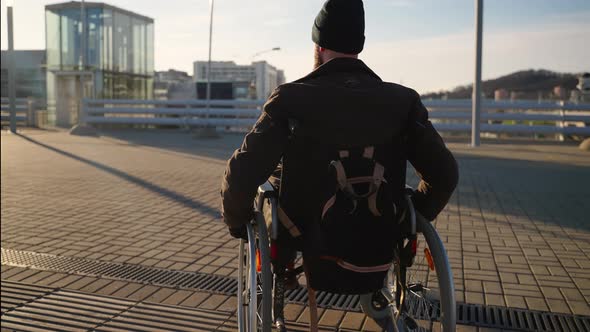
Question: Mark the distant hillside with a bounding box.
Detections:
[422,69,580,100]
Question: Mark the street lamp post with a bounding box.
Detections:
[251,47,280,101]
[206,0,215,115]
[80,0,86,70]
[79,0,86,125]
[251,47,281,59]
[191,0,219,138]
[472,0,484,147]
[7,2,17,133]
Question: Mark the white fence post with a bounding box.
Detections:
[558,101,566,142]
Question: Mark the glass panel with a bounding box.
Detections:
[60,8,82,70]
[45,10,61,70]
[86,8,103,70]
[113,11,131,73]
[131,77,139,99]
[101,72,113,99]
[46,71,57,125]
[113,73,129,99]
[93,71,103,99]
[146,22,154,76]
[132,18,146,75]
[102,9,113,71]
[146,77,153,99]
[46,9,60,125]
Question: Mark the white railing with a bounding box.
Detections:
[1,97,47,127]
[423,99,590,136]
[83,99,261,128]
[1,98,28,123]
[82,98,590,137]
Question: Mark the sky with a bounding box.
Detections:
[1,0,589,93]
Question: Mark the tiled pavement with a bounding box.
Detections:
[1,129,590,330]
[1,266,516,332]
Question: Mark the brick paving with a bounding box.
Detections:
[1,129,590,330]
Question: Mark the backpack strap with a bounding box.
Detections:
[320,255,392,273]
[278,206,302,237]
[330,146,387,216]
[367,162,385,217]
[304,261,319,332]
[330,160,357,197]
[321,194,337,219]
[329,159,360,214]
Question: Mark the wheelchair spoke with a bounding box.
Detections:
[408,287,439,321]
[393,233,446,331]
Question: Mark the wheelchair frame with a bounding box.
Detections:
[237,182,456,332]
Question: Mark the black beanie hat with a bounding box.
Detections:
[312,0,365,54]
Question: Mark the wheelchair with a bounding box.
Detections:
[237,182,456,332]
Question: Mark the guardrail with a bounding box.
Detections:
[83,99,261,128]
[82,98,590,137]
[423,99,590,136]
[1,98,28,124]
[1,97,47,127]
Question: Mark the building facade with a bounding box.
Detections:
[45,2,154,126]
[1,50,46,101]
[154,69,195,100]
[577,73,590,102]
[553,86,568,100]
[193,60,285,100]
[494,88,509,101]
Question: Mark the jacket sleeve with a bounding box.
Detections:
[220,89,290,229]
[406,91,459,220]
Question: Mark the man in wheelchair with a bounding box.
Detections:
[221,1,458,330]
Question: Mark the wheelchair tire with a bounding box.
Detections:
[237,214,273,332]
[400,215,456,331]
[360,215,456,332]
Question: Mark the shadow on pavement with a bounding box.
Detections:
[450,151,590,232]
[97,129,244,161]
[16,132,221,219]
[24,129,589,232]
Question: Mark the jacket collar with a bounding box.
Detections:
[294,57,382,83]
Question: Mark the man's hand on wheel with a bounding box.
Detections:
[229,225,248,241]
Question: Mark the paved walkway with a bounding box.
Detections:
[1,129,589,331]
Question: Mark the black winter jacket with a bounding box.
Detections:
[221,58,458,232]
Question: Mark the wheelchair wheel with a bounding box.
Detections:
[237,214,273,332]
[360,216,456,331]
[399,216,456,331]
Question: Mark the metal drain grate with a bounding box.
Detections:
[1,248,238,295]
[0,281,319,332]
[455,303,590,332]
[0,248,359,311]
[0,281,233,331]
[2,248,590,331]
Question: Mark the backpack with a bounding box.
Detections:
[303,144,401,294]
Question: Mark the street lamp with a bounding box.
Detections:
[7,0,17,133]
[80,0,86,125]
[80,0,86,70]
[472,0,483,147]
[191,0,218,137]
[206,0,215,114]
[251,47,281,60]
